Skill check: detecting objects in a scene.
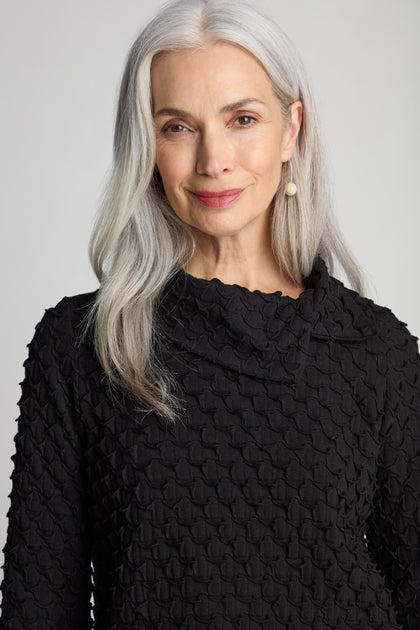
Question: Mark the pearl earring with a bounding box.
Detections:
[285,161,297,197]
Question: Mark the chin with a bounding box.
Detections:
[192,218,251,239]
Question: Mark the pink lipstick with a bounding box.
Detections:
[190,188,245,208]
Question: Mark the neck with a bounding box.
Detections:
[183,220,304,298]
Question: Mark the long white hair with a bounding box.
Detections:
[88,0,363,422]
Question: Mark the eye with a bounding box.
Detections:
[233,115,257,127]
[163,123,188,134]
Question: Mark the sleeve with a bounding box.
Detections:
[366,321,420,630]
[0,300,93,629]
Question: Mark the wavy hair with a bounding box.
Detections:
[88,0,364,422]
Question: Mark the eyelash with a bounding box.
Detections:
[162,115,257,134]
[233,115,257,128]
[163,123,188,134]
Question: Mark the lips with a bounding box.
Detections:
[190,188,245,208]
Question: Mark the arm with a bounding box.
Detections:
[366,321,420,630]
[1,300,93,629]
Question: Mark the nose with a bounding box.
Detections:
[195,129,234,177]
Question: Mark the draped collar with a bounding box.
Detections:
[159,257,376,382]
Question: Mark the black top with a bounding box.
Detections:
[1,258,419,629]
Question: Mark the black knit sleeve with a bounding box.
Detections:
[0,300,93,629]
[366,320,420,630]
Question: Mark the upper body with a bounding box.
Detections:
[1,0,419,628]
[1,257,419,629]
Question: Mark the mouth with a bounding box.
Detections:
[189,188,245,208]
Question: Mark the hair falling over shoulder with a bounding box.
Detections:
[88,0,364,422]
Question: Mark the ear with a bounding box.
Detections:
[280,100,303,162]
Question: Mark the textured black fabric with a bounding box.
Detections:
[1,258,419,629]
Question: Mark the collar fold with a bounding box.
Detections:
[159,257,376,381]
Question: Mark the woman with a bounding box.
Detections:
[1,0,419,628]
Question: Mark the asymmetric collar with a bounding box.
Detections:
[159,257,376,381]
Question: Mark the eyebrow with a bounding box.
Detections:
[154,98,267,118]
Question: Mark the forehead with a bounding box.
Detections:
[150,43,275,109]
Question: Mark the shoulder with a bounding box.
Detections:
[18,292,100,403]
[328,276,419,361]
[40,290,97,324]
[30,291,98,352]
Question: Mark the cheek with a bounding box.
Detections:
[156,145,192,194]
[238,133,283,179]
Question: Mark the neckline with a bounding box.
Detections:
[159,256,377,381]
[158,259,328,381]
[181,269,303,301]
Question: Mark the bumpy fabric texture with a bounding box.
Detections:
[1,258,419,629]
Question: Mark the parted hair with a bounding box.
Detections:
[88,0,363,422]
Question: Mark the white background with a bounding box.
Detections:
[1,0,419,579]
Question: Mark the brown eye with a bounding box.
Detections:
[234,115,256,127]
[164,124,188,134]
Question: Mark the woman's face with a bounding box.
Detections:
[152,43,301,240]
